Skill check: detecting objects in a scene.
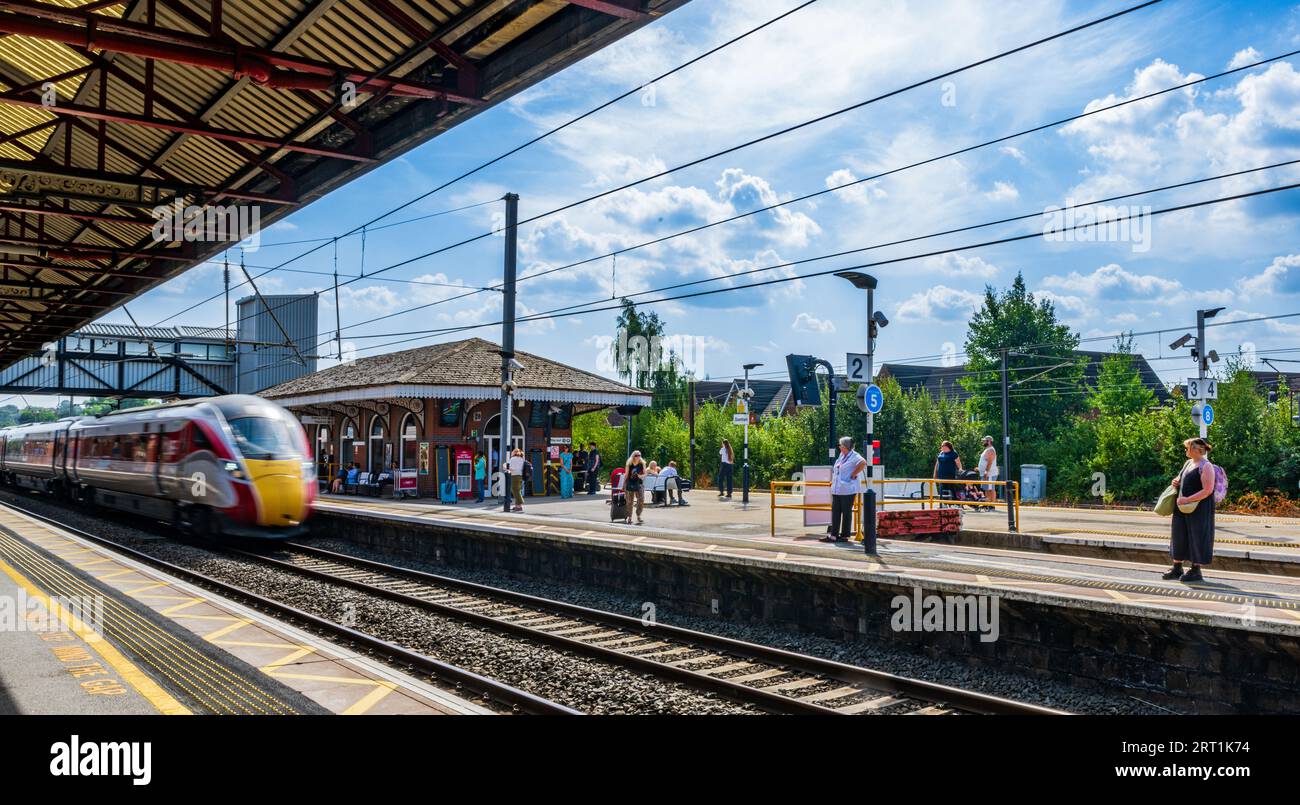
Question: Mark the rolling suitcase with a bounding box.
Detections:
[439,479,459,504]
[610,492,628,522]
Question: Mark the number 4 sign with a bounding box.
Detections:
[1187,378,1218,400]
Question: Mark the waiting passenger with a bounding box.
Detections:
[332,464,347,494]
[507,448,526,512]
[661,461,688,506]
[932,440,962,500]
[346,463,359,492]
[1164,437,1218,583]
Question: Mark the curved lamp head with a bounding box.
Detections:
[835,271,878,290]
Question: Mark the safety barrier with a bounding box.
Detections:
[769,477,1020,536]
[769,480,864,540]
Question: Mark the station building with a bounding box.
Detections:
[259,338,650,497]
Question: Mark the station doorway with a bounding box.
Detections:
[482,414,525,490]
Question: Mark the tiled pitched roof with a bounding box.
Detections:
[880,350,1171,403]
[260,338,648,402]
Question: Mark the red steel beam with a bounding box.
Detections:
[367,0,480,97]
[564,0,648,19]
[0,234,190,262]
[0,201,152,229]
[0,92,375,162]
[0,5,482,104]
[0,156,294,207]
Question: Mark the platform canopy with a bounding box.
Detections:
[260,336,651,412]
[0,0,687,370]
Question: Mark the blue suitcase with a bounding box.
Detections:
[439,479,459,504]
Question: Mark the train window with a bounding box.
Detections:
[162,430,182,462]
[192,426,213,452]
[228,417,295,460]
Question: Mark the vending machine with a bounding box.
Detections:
[455,447,474,500]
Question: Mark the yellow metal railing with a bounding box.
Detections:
[769,477,1020,537]
[769,480,864,540]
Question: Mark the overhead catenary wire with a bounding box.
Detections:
[146,0,826,329]
[256,43,1300,346]
[308,112,1300,347]
[335,179,1300,353]
[144,0,1166,339]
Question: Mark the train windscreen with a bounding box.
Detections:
[228,417,298,461]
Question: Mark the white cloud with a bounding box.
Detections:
[824,168,887,205]
[984,181,1019,201]
[791,312,835,333]
[1044,263,1181,300]
[1228,47,1262,70]
[897,285,982,323]
[1045,263,1236,308]
[1238,254,1300,295]
[998,145,1027,164]
[715,168,821,247]
[925,253,999,278]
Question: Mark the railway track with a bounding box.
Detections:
[230,540,1065,716]
[3,503,578,716]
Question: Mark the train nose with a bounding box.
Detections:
[244,460,309,526]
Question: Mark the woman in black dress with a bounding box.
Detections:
[1164,437,1216,583]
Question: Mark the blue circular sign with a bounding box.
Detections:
[1202,404,1214,426]
[864,383,884,414]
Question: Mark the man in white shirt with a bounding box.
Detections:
[978,435,999,506]
[821,436,866,543]
[660,461,688,506]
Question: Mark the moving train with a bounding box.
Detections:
[0,394,314,539]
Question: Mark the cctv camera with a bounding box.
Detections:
[872,310,890,328]
[508,358,526,371]
[1169,334,1193,351]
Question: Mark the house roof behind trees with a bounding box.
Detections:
[879,350,1170,403]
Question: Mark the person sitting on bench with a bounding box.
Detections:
[661,461,688,506]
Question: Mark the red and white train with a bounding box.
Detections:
[0,394,314,538]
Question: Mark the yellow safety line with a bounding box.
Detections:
[202,619,255,642]
[341,681,397,715]
[0,555,191,716]
[0,529,294,715]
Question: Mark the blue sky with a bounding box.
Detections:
[103,0,1300,393]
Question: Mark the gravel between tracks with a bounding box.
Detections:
[300,537,1167,715]
[0,491,754,715]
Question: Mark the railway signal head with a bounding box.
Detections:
[785,354,822,407]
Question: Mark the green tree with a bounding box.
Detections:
[611,298,667,390]
[962,273,1084,474]
[1089,334,1156,416]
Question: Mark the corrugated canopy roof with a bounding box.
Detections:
[0,0,687,369]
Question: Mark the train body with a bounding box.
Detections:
[0,395,314,538]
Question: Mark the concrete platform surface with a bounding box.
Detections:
[0,503,491,716]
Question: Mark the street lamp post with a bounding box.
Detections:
[1195,307,1224,439]
[1171,306,1225,439]
[835,271,885,554]
[741,362,762,505]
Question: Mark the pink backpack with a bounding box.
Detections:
[1211,464,1227,505]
